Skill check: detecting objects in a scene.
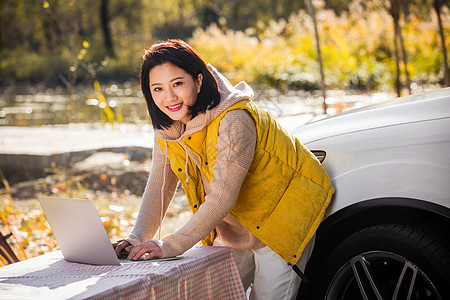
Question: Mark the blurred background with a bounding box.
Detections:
[0,0,449,264]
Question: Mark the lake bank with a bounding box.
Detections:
[0,123,154,186]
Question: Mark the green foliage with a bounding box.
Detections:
[190,2,449,91]
[1,49,71,85]
[0,0,448,92]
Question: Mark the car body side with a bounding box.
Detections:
[292,88,450,297]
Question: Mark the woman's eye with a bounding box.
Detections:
[153,87,162,92]
[174,81,182,87]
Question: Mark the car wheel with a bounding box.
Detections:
[313,223,450,300]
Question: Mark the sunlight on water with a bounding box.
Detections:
[0,86,396,127]
[0,88,150,127]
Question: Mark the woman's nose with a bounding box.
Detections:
[166,88,177,101]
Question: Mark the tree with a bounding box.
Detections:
[434,0,450,86]
[324,0,353,15]
[396,0,449,88]
[389,0,405,96]
[100,0,114,57]
[305,0,327,114]
[196,0,220,28]
[399,1,412,94]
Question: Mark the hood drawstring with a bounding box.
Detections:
[158,140,168,240]
[179,140,190,183]
[184,147,190,183]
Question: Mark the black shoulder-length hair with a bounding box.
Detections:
[140,39,221,129]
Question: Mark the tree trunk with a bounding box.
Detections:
[100,0,114,57]
[198,1,219,28]
[76,4,85,40]
[390,0,402,97]
[230,0,241,30]
[434,0,450,86]
[0,12,3,51]
[398,21,411,94]
[305,0,327,114]
[272,0,277,19]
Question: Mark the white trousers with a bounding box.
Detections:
[213,236,315,300]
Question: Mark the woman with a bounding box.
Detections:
[113,39,334,299]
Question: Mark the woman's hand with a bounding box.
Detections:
[127,240,163,261]
[113,239,133,256]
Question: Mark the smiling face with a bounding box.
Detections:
[149,62,203,125]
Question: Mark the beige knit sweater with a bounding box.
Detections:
[126,69,265,257]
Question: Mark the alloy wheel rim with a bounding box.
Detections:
[326,251,441,300]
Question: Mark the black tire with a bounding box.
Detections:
[311,223,450,300]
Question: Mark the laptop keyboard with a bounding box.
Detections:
[119,256,182,263]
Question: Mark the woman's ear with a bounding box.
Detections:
[196,73,203,93]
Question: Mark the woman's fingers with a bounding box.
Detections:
[128,247,149,260]
[114,240,163,260]
[127,241,163,260]
[113,240,132,255]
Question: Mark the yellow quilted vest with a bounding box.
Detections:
[157,100,334,264]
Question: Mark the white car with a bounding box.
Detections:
[292,88,450,300]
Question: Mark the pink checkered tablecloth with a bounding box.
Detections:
[0,246,246,299]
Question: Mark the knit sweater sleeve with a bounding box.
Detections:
[158,110,257,257]
[126,136,179,245]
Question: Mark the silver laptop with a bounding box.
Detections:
[39,196,181,265]
[38,196,122,265]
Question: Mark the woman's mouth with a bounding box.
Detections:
[167,103,183,112]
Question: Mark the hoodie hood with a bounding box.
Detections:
[154,65,254,141]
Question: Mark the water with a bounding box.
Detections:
[0,85,150,127]
[0,85,395,127]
